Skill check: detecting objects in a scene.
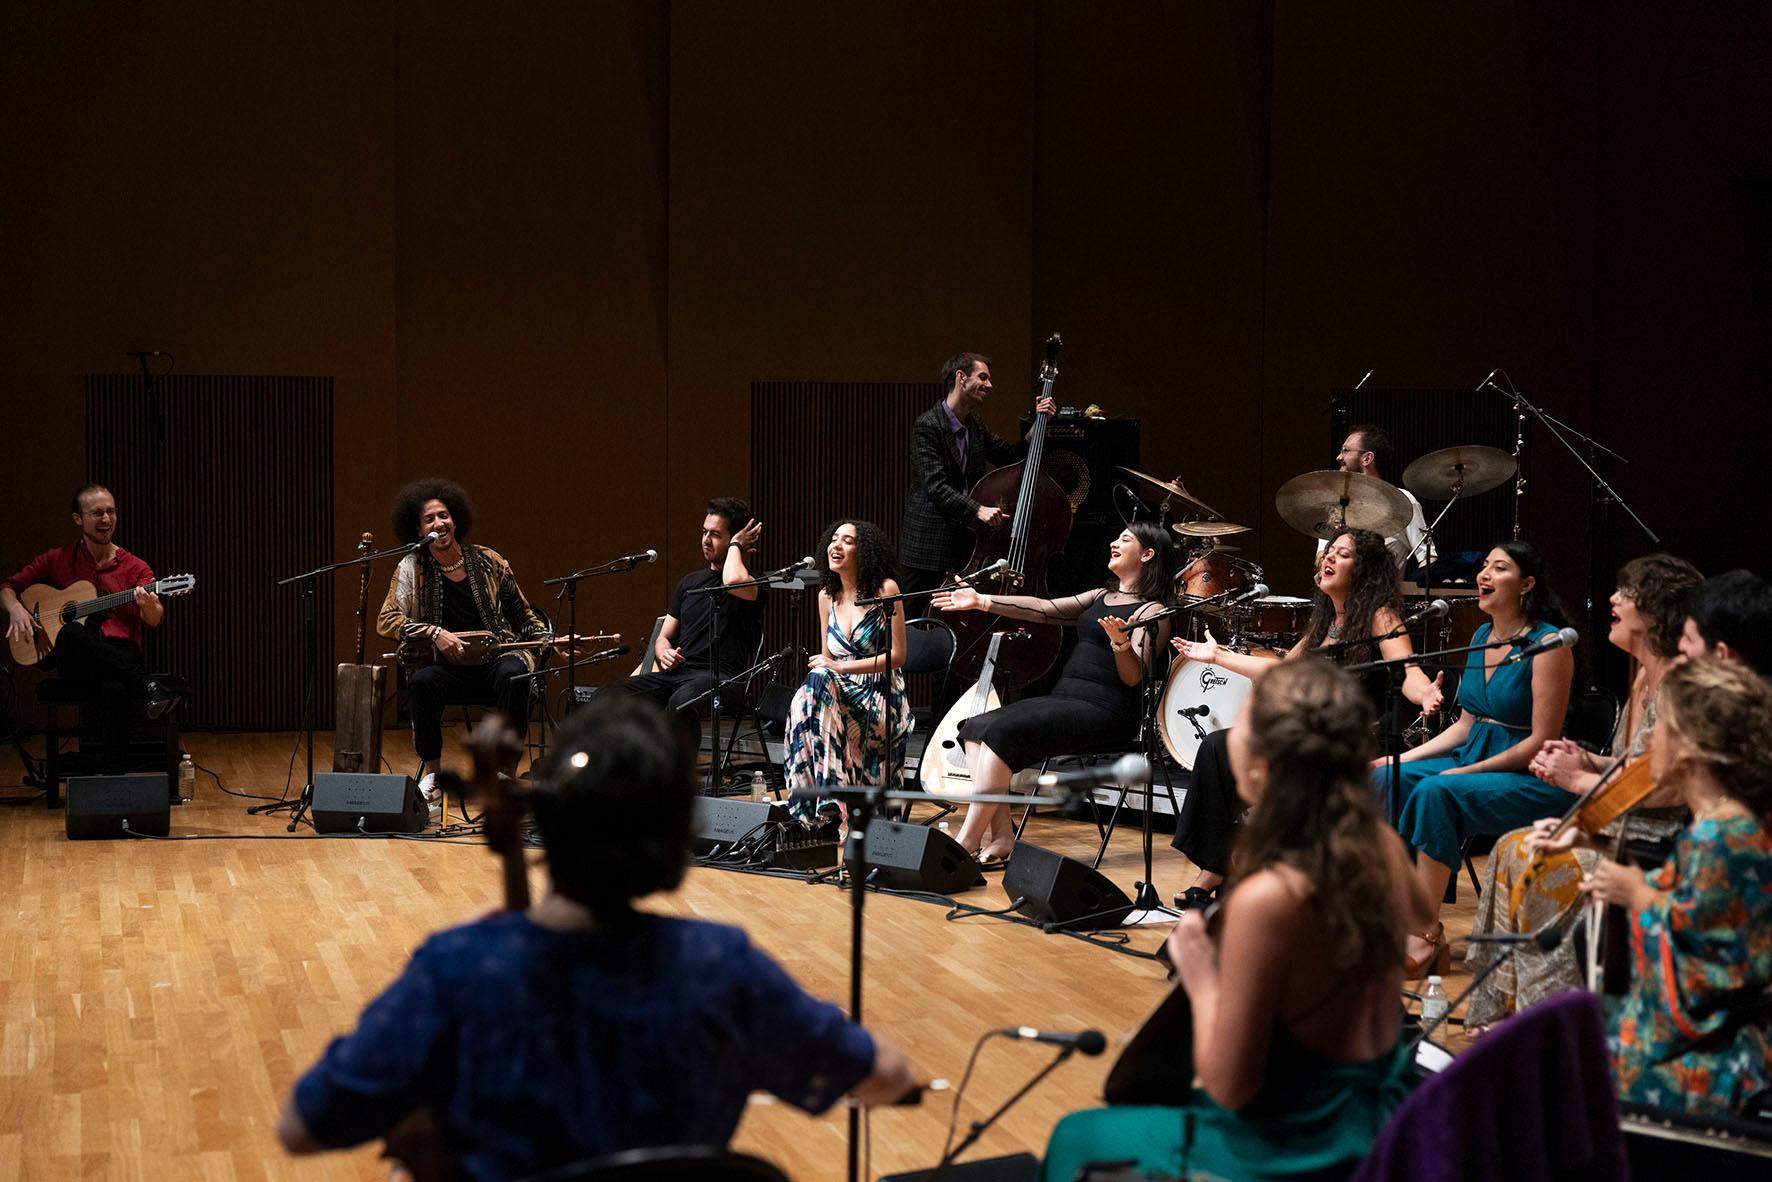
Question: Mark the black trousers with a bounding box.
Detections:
[1170,727,1240,877]
[601,666,733,743]
[52,623,147,774]
[406,653,532,764]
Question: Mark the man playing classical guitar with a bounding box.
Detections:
[377,478,551,803]
[3,484,176,773]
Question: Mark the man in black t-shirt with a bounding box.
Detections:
[602,497,764,732]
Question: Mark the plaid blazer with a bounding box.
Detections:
[898,402,1021,573]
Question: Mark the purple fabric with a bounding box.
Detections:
[940,399,969,468]
[1351,992,1628,1182]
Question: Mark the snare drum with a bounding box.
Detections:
[1235,595,1313,640]
[1175,551,1258,604]
[1159,657,1255,769]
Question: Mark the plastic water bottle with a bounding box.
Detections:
[1421,975,1448,1026]
[937,821,951,838]
[178,753,195,802]
[750,771,769,802]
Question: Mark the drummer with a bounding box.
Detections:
[1168,527,1443,908]
[1325,425,1433,573]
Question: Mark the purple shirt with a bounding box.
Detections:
[940,400,969,469]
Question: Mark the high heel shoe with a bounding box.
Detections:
[1403,921,1451,979]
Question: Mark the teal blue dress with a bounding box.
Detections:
[1384,621,1569,868]
[1040,1024,1415,1182]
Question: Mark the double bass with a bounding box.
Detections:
[937,333,1074,685]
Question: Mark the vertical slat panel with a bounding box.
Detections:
[85,373,334,730]
[1330,387,1520,561]
[750,380,941,657]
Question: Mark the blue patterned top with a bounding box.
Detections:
[293,912,875,1180]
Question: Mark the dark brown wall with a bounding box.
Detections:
[4,1,1765,726]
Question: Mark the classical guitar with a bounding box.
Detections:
[920,629,1022,795]
[9,574,196,666]
[333,533,388,775]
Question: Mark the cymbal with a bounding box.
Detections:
[1171,520,1251,538]
[1274,470,1412,541]
[1117,467,1223,519]
[1401,445,1518,500]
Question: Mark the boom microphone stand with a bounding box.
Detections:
[257,535,431,829]
[541,550,653,713]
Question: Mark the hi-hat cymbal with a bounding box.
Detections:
[1401,445,1518,500]
[1117,466,1223,519]
[1171,520,1251,538]
[1274,470,1412,541]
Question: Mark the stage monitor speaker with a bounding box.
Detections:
[311,772,425,834]
[65,772,171,839]
[692,796,789,853]
[862,819,985,894]
[1003,840,1133,928]
[881,1153,1039,1182]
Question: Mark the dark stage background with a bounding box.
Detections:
[2,2,1767,727]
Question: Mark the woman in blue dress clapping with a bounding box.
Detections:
[1382,540,1575,977]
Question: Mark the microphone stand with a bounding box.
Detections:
[927,1043,1076,1180]
[1483,379,1654,672]
[541,554,651,718]
[854,583,923,810]
[259,536,428,829]
[785,781,1086,1182]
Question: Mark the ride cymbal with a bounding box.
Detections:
[1274,470,1411,540]
[1117,466,1223,519]
[1401,445,1517,500]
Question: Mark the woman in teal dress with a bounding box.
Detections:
[1382,541,1575,977]
[1527,657,1772,1117]
[1041,659,1434,1182]
[783,520,911,827]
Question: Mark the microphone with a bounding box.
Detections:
[1463,924,1567,952]
[1403,598,1452,626]
[1005,1027,1107,1056]
[1176,704,1211,718]
[771,556,816,580]
[413,530,441,548]
[617,549,658,566]
[1354,370,1373,389]
[125,350,167,358]
[1475,368,1500,392]
[1502,626,1579,665]
[1035,754,1149,791]
[1227,582,1269,607]
[959,557,1011,583]
[577,644,631,666]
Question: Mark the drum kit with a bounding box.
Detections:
[1117,441,1518,768]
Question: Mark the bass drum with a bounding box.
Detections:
[1160,656,1256,770]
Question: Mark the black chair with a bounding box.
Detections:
[521,1146,790,1182]
[898,617,957,819]
[37,675,183,809]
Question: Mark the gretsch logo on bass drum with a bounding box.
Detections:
[1197,668,1230,692]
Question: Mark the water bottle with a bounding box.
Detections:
[178,752,195,803]
[937,821,951,839]
[750,771,769,802]
[1421,975,1448,1026]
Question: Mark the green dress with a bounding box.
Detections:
[1040,1023,1415,1182]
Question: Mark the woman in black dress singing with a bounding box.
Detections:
[931,521,1175,864]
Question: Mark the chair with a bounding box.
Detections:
[898,617,957,819]
[520,1145,790,1182]
[1349,992,1628,1181]
[38,675,183,809]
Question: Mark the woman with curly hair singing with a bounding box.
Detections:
[782,520,912,829]
[1166,528,1443,910]
[377,478,550,802]
[1041,659,1432,1182]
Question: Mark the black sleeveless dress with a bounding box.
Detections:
[957,591,1157,772]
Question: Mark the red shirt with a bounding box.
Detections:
[5,542,157,647]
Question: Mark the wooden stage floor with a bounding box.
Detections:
[0,731,1482,1181]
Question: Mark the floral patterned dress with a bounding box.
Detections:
[1608,814,1772,1116]
[783,604,912,825]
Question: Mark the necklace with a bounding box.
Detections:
[437,554,465,574]
[1327,620,1345,640]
